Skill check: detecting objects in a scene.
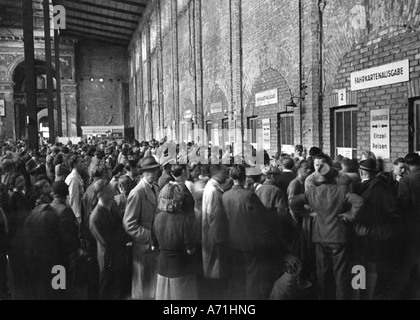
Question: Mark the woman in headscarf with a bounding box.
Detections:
[153,182,197,300]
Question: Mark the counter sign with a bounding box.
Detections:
[371,109,390,159]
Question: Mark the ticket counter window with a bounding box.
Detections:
[333,108,358,159]
[248,117,258,149]
[278,114,294,153]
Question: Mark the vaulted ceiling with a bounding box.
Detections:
[0,0,148,46]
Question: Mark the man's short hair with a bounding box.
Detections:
[210,164,226,178]
[394,158,405,166]
[282,158,295,170]
[309,147,322,157]
[298,161,311,171]
[405,153,420,167]
[171,164,187,178]
[295,145,304,153]
[230,165,246,181]
[314,153,332,165]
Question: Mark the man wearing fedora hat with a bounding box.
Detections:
[123,156,161,300]
[290,163,364,300]
[350,158,399,300]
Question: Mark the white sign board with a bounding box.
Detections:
[262,119,271,150]
[351,59,410,91]
[211,102,223,114]
[371,109,390,159]
[337,148,353,159]
[338,89,347,106]
[282,145,295,156]
[0,99,5,117]
[256,89,278,107]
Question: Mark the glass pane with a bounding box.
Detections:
[344,111,352,148]
[281,118,286,147]
[287,116,292,145]
[290,116,295,146]
[336,112,344,148]
[352,111,358,149]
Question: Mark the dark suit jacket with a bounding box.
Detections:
[291,184,363,244]
[350,178,399,237]
[256,181,288,217]
[50,198,80,264]
[398,167,420,222]
[222,185,272,252]
[90,202,127,271]
[158,171,175,190]
[278,171,297,198]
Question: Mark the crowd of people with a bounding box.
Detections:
[0,137,419,300]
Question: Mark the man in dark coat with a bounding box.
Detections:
[278,157,297,197]
[256,166,289,248]
[222,165,274,300]
[24,181,79,300]
[379,158,406,195]
[397,153,420,298]
[350,158,400,300]
[290,163,364,300]
[81,170,104,300]
[0,206,10,300]
[90,180,128,300]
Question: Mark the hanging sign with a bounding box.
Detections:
[371,109,390,159]
[262,119,271,150]
[351,59,409,91]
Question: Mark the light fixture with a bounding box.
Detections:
[286,97,298,109]
[99,78,104,83]
[90,78,94,82]
[286,88,305,111]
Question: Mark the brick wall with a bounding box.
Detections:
[128,0,420,161]
[76,39,128,128]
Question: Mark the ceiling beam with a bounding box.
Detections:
[109,0,147,8]
[64,0,142,17]
[66,21,132,38]
[66,14,134,31]
[62,30,128,47]
[63,5,139,25]
[63,24,130,42]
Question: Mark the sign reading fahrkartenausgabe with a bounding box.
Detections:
[351,59,410,91]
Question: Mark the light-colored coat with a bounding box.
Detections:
[202,179,229,279]
[123,178,159,300]
[65,169,85,220]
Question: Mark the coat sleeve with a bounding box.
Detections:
[123,190,151,244]
[398,177,411,218]
[58,207,80,255]
[67,177,81,219]
[89,210,109,248]
[343,193,364,223]
[289,193,308,216]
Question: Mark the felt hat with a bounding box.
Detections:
[139,156,161,172]
[359,158,378,173]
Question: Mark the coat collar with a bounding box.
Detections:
[140,178,157,207]
[209,179,224,193]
